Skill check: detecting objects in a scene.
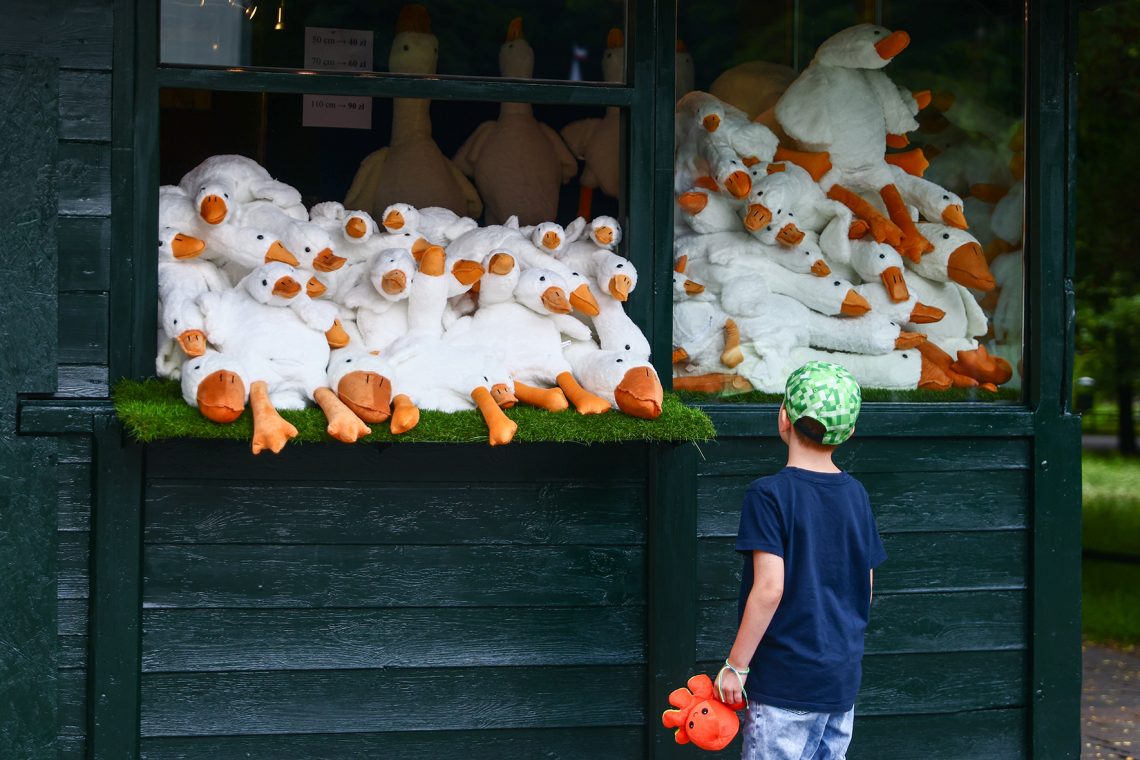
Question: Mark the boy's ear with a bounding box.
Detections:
[777,402,790,432]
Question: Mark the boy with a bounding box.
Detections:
[715,361,886,760]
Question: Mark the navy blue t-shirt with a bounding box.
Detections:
[735,466,887,712]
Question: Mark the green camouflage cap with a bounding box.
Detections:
[783,361,862,445]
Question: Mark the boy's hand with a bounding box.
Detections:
[715,661,749,708]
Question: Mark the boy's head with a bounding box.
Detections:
[782,360,862,447]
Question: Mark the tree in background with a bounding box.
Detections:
[1077,0,1140,454]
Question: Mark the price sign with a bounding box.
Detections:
[303,27,373,129]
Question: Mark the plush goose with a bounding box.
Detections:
[379,202,478,246]
[344,5,482,220]
[447,267,609,414]
[909,223,995,292]
[735,344,952,393]
[238,262,350,348]
[189,274,372,453]
[310,203,386,265]
[199,222,300,284]
[453,18,578,225]
[561,28,624,218]
[774,24,951,260]
[563,340,664,419]
[743,162,858,264]
[342,248,417,351]
[677,188,745,235]
[156,227,230,378]
[236,200,349,296]
[178,154,305,226]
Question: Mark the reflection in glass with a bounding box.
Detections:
[672,1,1024,401]
[159,0,627,84]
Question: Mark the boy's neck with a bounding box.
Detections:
[785,438,841,473]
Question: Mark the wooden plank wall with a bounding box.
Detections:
[1,3,114,756]
[693,436,1030,759]
[136,441,650,759]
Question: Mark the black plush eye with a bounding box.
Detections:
[346,358,352,363]
[483,376,489,382]
[943,233,950,240]
[756,191,763,196]
[617,263,624,269]
[173,319,178,324]
[777,209,782,214]
[404,233,411,237]
[262,279,268,286]
[879,253,886,259]
[539,276,546,282]
[572,272,579,277]
[766,226,772,231]
[625,344,630,350]
[223,193,229,199]
[902,353,909,359]
[833,280,841,286]
[788,212,794,217]
[942,195,949,200]
[730,160,738,165]
[616,358,623,363]
[194,364,200,370]
[305,247,312,253]
[389,258,395,263]
[257,234,265,240]
[873,29,882,35]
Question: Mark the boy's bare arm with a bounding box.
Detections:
[717,551,784,705]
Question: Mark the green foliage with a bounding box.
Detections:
[113,379,715,445]
[1083,559,1140,645]
[1083,453,1140,557]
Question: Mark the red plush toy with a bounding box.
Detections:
[661,673,746,751]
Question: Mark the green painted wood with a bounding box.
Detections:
[0,52,60,760]
[697,469,1030,537]
[647,444,698,759]
[88,416,144,760]
[143,606,644,672]
[140,665,645,736]
[696,650,1026,716]
[144,544,645,609]
[140,726,645,760]
[58,142,111,216]
[695,437,1032,476]
[698,531,1027,599]
[144,481,645,545]
[146,439,650,482]
[58,292,108,364]
[56,364,110,398]
[58,216,111,292]
[650,0,678,388]
[1032,415,1083,757]
[705,709,1028,759]
[0,1,113,71]
[59,70,111,142]
[58,670,86,737]
[155,67,635,106]
[57,735,86,759]
[697,591,1027,660]
[17,398,108,435]
[57,531,89,601]
[705,405,1034,438]
[58,461,92,532]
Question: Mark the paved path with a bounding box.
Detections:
[1084,643,1140,759]
[1084,435,1139,453]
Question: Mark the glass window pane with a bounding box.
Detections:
[673,0,1024,403]
[160,0,628,84]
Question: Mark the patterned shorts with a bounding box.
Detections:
[741,701,855,760]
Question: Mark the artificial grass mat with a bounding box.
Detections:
[113,379,716,445]
[677,386,1022,404]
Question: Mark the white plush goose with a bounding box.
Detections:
[156,227,229,378]
[379,202,478,247]
[344,5,482,220]
[178,154,305,227]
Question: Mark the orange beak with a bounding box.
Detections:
[677,192,709,215]
[874,30,910,60]
[614,366,663,420]
[196,369,246,423]
[776,223,805,246]
[176,329,207,357]
[337,371,392,424]
[199,195,227,225]
[703,113,720,132]
[880,266,909,302]
[381,269,407,295]
[947,242,996,291]
[541,230,561,250]
[488,252,515,275]
[418,246,446,276]
[264,240,299,266]
[541,286,572,314]
[913,89,932,110]
[840,290,872,316]
[411,237,431,256]
[941,204,968,229]
[744,204,772,232]
[311,248,347,272]
[609,274,633,302]
[506,16,523,42]
[383,210,405,230]
[674,255,688,274]
[683,279,705,294]
[570,283,600,316]
[346,216,368,238]
[451,259,484,286]
[810,260,831,277]
[306,277,327,298]
[491,382,517,408]
[171,233,206,259]
[594,226,614,246]
[909,302,945,324]
[723,171,752,199]
[766,163,785,174]
[272,276,301,298]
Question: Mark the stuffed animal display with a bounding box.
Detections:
[159,155,664,453]
[661,674,745,751]
[672,25,1014,396]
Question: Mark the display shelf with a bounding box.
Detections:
[112,379,715,445]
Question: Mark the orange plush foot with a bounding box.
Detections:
[249,380,298,455]
[827,185,902,247]
[614,366,663,419]
[673,373,753,394]
[314,387,371,443]
[325,319,350,348]
[471,386,518,446]
[678,191,709,215]
[514,381,569,412]
[951,345,1013,386]
[917,355,953,391]
[894,331,927,350]
[577,185,594,220]
[673,347,690,364]
[774,147,831,182]
[884,148,930,177]
[880,184,933,261]
[389,394,420,435]
[337,370,393,423]
[556,371,611,415]
[721,319,743,368]
[916,342,978,388]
